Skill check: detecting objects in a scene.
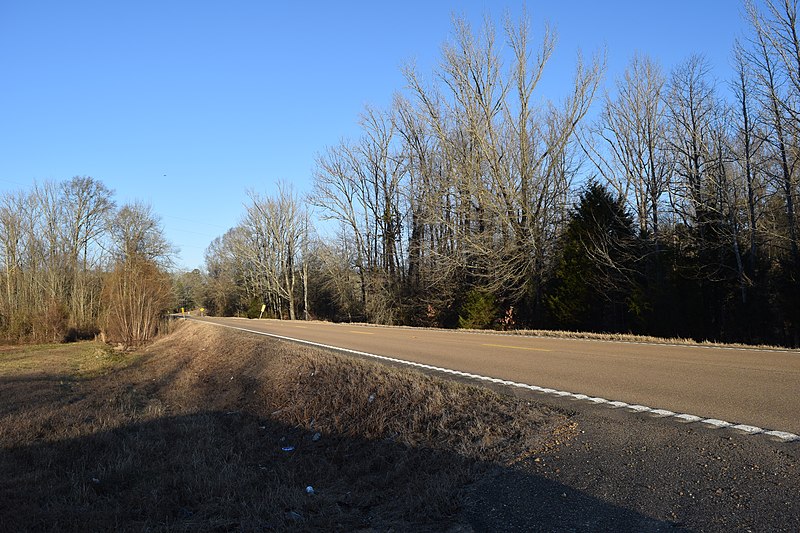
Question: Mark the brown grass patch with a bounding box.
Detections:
[319,319,797,352]
[0,321,570,531]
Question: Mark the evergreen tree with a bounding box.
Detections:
[548,182,642,332]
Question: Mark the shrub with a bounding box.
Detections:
[246,297,264,319]
[458,289,498,330]
[37,299,69,343]
[102,256,175,346]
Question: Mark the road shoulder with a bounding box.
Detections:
[463,395,800,532]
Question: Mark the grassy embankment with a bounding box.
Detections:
[0,321,572,531]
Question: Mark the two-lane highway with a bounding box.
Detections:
[194,316,800,436]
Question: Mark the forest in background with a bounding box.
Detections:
[4,1,800,347]
[0,177,175,345]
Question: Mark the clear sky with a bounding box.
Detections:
[0,1,752,270]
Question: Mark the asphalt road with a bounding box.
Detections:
[193,316,800,436]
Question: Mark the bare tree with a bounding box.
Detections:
[401,13,604,308]
[204,228,247,316]
[239,183,308,320]
[61,177,115,326]
[109,201,177,267]
[0,177,115,341]
[311,105,406,323]
[665,55,717,233]
[587,54,671,242]
[749,0,800,130]
[0,190,28,335]
[747,0,800,267]
[732,41,769,282]
[707,101,752,298]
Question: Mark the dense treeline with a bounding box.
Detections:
[15,3,787,347]
[198,2,799,346]
[0,177,175,345]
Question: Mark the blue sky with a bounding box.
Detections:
[0,1,750,270]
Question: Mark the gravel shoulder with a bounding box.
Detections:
[463,391,800,532]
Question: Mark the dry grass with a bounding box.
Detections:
[501,328,795,351]
[306,319,797,352]
[0,321,570,531]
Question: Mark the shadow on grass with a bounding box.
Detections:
[0,410,687,532]
[0,323,689,531]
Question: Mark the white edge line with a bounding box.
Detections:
[649,409,675,417]
[764,430,800,442]
[700,419,734,428]
[730,424,764,434]
[196,319,800,444]
[674,413,703,423]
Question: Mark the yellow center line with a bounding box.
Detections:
[295,326,308,329]
[349,331,374,335]
[482,343,551,352]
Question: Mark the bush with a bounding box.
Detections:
[458,290,498,330]
[102,257,175,346]
[3,311,33,343]
[37,300,69,343]
[246,297,264,319]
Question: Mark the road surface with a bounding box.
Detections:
[192,316,800,435]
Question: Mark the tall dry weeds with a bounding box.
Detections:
[0,321,571,531]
